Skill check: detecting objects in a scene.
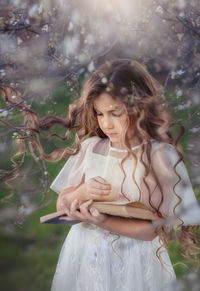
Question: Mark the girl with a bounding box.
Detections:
[49,59,200,291]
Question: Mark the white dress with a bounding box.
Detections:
[50,136,200,291]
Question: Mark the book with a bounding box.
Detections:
[40,201,156,226]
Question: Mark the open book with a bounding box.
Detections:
[40,201,156,226]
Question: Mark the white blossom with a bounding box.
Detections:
[78,68,85,75]
[177,69,185,75]
[12,132,18,138]
[13,0,20,6]
[68,22,74,32]
[0,69,6,76]
[24,206,35,215]
[64,58,70,65]
[64,35,80,57]
[37,3,43,14]
[101,77,108,84]
[176,101,190,110]
[190,127,200,133]
[179,12,185,18]
[42,25,48,32]
[178,0,185,9]
[88,61,95,72]
[190,91,200,104]
[78,53,87,62]
[17,37,23,45]
[18,205,25,215]
[155,6,163,14]
[187,143,194,149]
[171,71,176,79]
[0,142,6,152]
[28,4,38,17]
[176,104,185,110]
[177,33,184,41]
[84,34,95,45]
[171,70,185,79]
[71,10,80,23]
[176,89,183,97]
[0,110,8,117]
[80,27,85,35]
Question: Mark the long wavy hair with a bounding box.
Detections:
[1,58,199,274]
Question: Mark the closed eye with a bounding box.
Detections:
[96,112,122,117]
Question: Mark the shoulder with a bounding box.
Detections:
[150,140,180,165]
[80,136,103,153]
[68,136,102,163]
[81,136,102,147]
[151,140,177,153]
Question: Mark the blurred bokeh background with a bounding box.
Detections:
[0,0,200,290]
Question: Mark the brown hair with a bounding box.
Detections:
[1,58,199,272]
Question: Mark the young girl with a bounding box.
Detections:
[49,59,200,291]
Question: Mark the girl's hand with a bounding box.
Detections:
[78,176,112,202]
[59,199,108,225]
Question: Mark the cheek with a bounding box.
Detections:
[97,117,102,128]
[118,116,128,130]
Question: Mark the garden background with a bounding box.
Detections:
[0,1,200,290]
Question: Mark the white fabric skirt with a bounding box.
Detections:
[51,223,177,291]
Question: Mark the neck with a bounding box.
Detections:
[110,137,140,149]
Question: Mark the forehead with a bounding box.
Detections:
[94,93,124,111]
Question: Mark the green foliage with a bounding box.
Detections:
[0,192,71,291]
[0,80,75,291]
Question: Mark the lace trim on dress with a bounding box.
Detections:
[109,139,146,152]
[92,137,155,160]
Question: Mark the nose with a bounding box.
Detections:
[102,116,113,129]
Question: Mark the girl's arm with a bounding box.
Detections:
[56,185,82,211]
[96,213,158,241]
[60,198,159,241]
[56,176,112,211]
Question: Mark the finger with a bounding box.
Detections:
[79,199,93,215]
[92,182,112,191]
[94,176,110,185]
[60,201,70,216]
[90,188,111,196]
[92,177,111,186]
[80,199,93,206]
[63,207,70,216]
[60,197,66,209]
[60,204,73,219]
[70,199,79,214]
[90,207,100,217]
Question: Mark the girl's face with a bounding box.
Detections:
[94,92,137,149]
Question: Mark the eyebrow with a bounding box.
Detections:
[94,106,121,113]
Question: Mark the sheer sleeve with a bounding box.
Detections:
[50,138,93,194]
[140,142,200,230]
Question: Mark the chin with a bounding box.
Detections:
[109,136,119,141]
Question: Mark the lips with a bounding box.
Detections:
[107,133,117,136]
